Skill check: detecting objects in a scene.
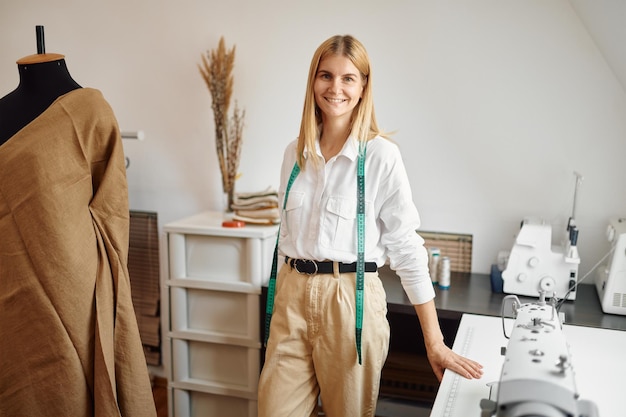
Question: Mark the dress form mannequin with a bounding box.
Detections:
[1,27,158,417]
[0,30,81,145]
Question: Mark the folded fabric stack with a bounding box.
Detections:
[232,187,280,225]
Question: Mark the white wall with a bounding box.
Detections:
[1,0,625,277]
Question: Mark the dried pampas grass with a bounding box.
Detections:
[199,37,245,211]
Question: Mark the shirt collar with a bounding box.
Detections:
[303,135,360,161]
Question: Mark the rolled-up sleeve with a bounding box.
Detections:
[377,144,435,305]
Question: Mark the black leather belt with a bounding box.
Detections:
[285,257,377,275]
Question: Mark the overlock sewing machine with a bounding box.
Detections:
[502,173,583,300]
[595,217,626,315]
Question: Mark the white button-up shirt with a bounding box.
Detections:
[278,135,435,305]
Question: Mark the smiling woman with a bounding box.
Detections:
[314,54,364,152]
[257,34,482,417]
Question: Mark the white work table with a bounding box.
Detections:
[430,314,625,417]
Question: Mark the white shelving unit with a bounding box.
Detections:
[162,211,278,417]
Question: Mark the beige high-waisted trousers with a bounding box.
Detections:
[258,262,390,417]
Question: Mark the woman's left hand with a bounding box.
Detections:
[426,341,483,382]
[413,300,483,382]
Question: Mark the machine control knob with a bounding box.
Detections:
[528,257,540,267]
[539,277,556,292]
[517,273,527,282]
[555,354,571,374]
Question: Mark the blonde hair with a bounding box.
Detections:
[296,35,382,168]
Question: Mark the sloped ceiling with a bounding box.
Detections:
[569,0,626,92]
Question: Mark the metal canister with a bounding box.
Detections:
[428,247,440,284]
[438,256,451,289]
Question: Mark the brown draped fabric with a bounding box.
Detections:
[0,88,156,417]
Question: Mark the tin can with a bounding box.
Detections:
[428,247,440,284]
[438,256,451,289]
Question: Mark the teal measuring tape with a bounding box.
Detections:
[264,162,300,345]
[264,143,368,365]
[355,142,366,364]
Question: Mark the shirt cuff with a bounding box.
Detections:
[402,278,436,305]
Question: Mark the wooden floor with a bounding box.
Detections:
[152,376,168,417]
[150,377,431,417]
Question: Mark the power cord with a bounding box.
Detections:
[556,246,615,311]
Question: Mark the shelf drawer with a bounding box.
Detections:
[172,339,260,391]
[174,388,257,417]
[168,232,275,286]
[170,286,259,342]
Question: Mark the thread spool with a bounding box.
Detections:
[438,256,451,289]
[428,247,440,284]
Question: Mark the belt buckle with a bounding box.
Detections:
[294,259,318,275]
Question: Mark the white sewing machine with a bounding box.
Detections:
[479,295,599,417]
[501,172,583,300]
[501,218,580,300]
[595,217,626,315]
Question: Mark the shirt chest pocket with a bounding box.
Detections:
[323,196,358,253]
[284,190,305,233]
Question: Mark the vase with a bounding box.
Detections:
[223,187,235,213]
